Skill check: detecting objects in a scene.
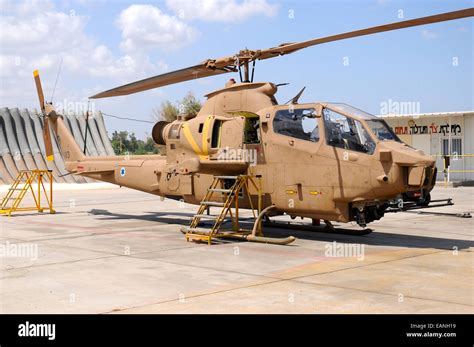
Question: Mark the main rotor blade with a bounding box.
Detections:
[257,8,474,60]
[43,117,54,161]
[90,63,232,99]
[33,69,45,111]
[89,8,473,99]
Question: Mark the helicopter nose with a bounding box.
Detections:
[385,144,436,189]
[389,144,434,166]
[406,164,436,189]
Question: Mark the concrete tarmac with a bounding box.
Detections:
[0,185,472,313]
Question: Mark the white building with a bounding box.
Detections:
[380,111,474,182]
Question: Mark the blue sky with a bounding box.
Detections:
[0,0,472,139]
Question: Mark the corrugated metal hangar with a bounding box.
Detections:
[381,111,474,182]
[0,108,115,184]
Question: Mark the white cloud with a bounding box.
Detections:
[0,11,89,55]
[116,4,197,52]
[0,0,54,15]
[421,29,439,40]
[0,1,173,108]
[0,0,277,113]
[166,0,278,23]
[0,3,143,79]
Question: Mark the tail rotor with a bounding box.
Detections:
[33,69,55,162]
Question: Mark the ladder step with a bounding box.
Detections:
[214,175,238,180]
[208,188,232,193]
[193,214,219,219]
[8,188,24,191]
[2,196,18,201]
[185,227,213,235]
[200,201,225,207]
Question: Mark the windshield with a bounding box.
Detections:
[323,108,376,155]
[326,103,377,120]
[366,119,401,142]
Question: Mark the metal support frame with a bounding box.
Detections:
[0,170,55,216]
[184,174,263,245]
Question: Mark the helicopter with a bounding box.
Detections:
[33,8,473,244]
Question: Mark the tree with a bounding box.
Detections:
[110,130,159,155]
[152,92,202,122]
[153,100,178,122]
[110,131,129,154]
[180,92,202,118]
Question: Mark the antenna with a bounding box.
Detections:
[83,100,91,155]
[50,57,63,103]
[285,86,306,105]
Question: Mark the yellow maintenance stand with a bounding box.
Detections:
[182,174,295,245]
[184,174,263,245]
[0,170,55,216]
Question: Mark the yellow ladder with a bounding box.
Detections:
[185,175,262,245]
[0,170,55,217]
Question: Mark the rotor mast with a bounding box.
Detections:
[242,61,249,83]
[235,49,255,83]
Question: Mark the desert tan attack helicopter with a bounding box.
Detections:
[33,8,473,244]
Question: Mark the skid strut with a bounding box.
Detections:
[182,175,295,245]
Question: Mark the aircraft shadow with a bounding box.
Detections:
[86,209,473,251]
[261,223,473,251]
[88,209,195,225]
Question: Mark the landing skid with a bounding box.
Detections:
[263,219,373,236]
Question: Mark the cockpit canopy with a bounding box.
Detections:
[271,102,402,156]
[325,103,378,120]
[324,103,402,143]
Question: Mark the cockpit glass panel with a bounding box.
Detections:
[323,108,375,155]
[366,119,402,142]
[273,108,319,143]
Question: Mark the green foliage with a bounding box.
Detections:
[180,91,202,118]
[154,100,178,122]
[111,131,159,155]
[152,91,202,122]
